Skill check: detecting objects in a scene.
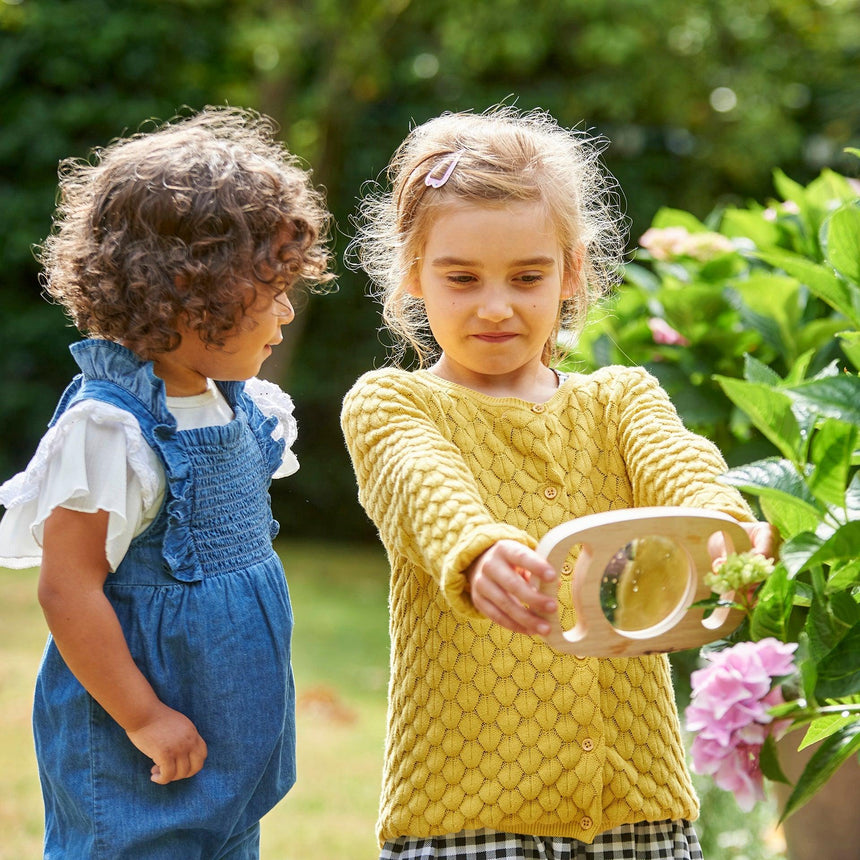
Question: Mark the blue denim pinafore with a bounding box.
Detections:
[33,340,296,859]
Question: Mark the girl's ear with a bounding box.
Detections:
[561,247,584,300]
[404,274,423,298]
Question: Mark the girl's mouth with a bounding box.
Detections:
[473,332,518,342]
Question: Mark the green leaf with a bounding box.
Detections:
[660,282,733,328]
[784,374,860,425]
[719,458,821,533]
[847,473,860,518]
[825,204,860,286]
[815,622,860,699]
[743,352,783,386]
[780,532,825,578]
[781,724,860,821]
[798,319,858,364]
[760,734,790,784]
[827,559,860,593]
[805,521,860,571]
[838,331,860,371]
[830,591,860,628]
[773,169,810,212]
[720,207,782,250]
[808,419,857,507]
[751,563,795,641]
[716,376,802,460]
[782,350,816,386]
[651,207,709,233]
[623,261,661,292]
[807,594,843,663]
[754,249,860,328]
[731,274,804,362]
[800,713,860,750]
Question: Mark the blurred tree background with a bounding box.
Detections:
[1,0,858,541]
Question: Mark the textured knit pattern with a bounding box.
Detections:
[340,366,753,846]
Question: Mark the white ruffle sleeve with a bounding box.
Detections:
[0,401,164,571]
[244,377,300,478]
[0,378,299,572]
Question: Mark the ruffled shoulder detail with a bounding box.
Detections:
[0,400,161,512]
[243,377,299,478]
[244,377,298,447]
[69,339,168,420]
[0,400,165,570]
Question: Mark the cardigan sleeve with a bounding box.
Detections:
[340,370,536,618]
[612,367,754,521]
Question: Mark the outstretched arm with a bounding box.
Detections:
[466,540,557,636]
[342,371,552,623]
[39,507,207,784]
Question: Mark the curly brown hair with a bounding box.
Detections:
[39,106,334,358]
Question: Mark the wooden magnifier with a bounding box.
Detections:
[535,507,749,657]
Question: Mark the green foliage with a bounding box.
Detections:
[569,160,860,819]
[2,0,859,540]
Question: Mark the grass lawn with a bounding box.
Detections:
[1,540,787,859]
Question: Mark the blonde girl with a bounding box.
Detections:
[341,106,774,860]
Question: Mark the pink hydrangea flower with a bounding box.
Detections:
[648,317,690,346]
[639,226,734,261]
[685,638,797,811]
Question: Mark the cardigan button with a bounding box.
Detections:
[581,738,594,752]
[543,486,558,500]
[531,403,546,414]
[561,562,573,575]
[580,816,594,830]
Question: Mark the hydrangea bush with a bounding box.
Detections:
[686,638,796,812]
[562,154,860,822]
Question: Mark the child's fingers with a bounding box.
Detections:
[472,583,547,635]
[743,521,780,557]
[466,541,560,635]
[150,738,207,784]
[500,542,558,587]
[473,566,555,636]
[150,759,175,785]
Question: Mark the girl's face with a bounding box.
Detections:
[151,287,294,396]
[410,200,574,398]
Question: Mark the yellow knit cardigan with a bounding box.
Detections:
[340,366,753,846]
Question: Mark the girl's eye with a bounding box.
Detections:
[517,272,544,286]
[446,273,477,287]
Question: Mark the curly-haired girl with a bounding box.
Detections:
[0,106,333,858]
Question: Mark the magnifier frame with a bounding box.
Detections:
[535,507,749,657]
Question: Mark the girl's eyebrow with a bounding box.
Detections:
[430,255,557,267]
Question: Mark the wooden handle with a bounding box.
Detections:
[535,508,748,657]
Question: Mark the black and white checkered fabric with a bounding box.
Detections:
[380,819,703,860]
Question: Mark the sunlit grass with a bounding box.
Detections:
[1,541,786,859]
[0,541,390,860]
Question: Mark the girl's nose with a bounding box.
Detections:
[477,287,514,322]
[273,292,295,323]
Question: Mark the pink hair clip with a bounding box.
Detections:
[424,150,465,188]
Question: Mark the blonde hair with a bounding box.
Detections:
[39,106,333,358]
[348,105,627,366]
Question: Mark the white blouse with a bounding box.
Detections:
[0,377,299,572]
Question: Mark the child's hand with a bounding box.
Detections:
[741,520,780,558]
[125,704,208,785]
[709,520,780,570]
[466,540,558,636]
